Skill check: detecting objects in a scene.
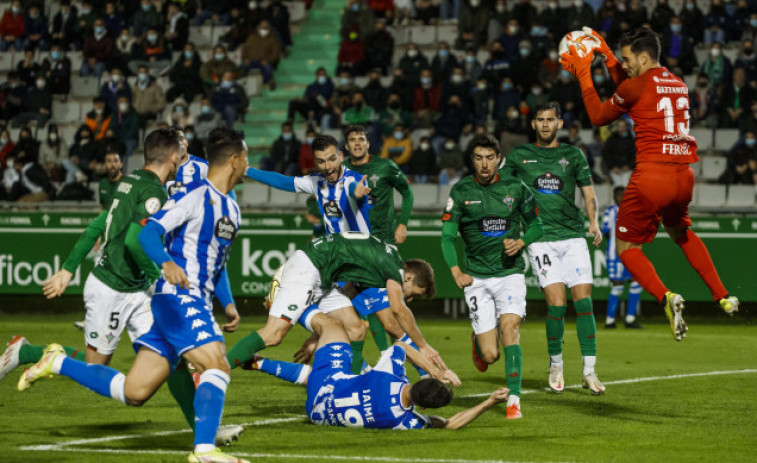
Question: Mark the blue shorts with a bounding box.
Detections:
[337,283,390,317]
[305,342,353,417]
[607,258,632,282]
[134,293,224,367]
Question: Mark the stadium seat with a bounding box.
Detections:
[713,129,740,150]
[189,25,214,47]
[412,184,439,209]
[411,25,436,45]
[68,52,83,73]
[267,188,299,208]
[437,25,457,43]
[694,184,727,207]
[241,182,270,208]
[689,160,701,177]
[726,185,756,208]
[410,128,430,146]
[388,25,411,45]
[699,156,727,181]
[71,76,99,98]
[285,1,306,22]
[0,51,13,72]
[240,75,262,97]
[437,184,452,209]
[690,127,713,150]
[59,124,79,145]
[212,26,232,45]
[52,100,81,123]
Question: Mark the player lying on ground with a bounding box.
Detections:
[502,102,606,395]
[441,134,543,418]
[561,26,739,341]
[225,232,454,384]
[20,127,250,463]
[302,312,501,429]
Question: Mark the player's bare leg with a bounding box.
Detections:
[325,306,367,374]
[122,349,172,405]
[85,346,113,366]
[499,314,523,418]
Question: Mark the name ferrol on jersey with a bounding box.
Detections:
[501,143,592,242]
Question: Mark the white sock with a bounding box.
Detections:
[51,355,65,374]
[194,444,215,454]
[550,354,563,366]
[583,356,596,376]
[110,372,126,404]
[295,364,311,385]
[506,394,520,407]
[625,315,636,323]
[606,317,615,324]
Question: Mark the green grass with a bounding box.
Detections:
[0,314,755,462]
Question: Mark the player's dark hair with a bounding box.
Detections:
[613,186,625,197]
[533,101,562,120]
[143,128,182,166]
[411,378,453,409]
[312,134,339,154]
[404,259,436,299]
[344,124,368,140]
[468,134,501,158]
[205,127,246,166]
[619,28,661,61]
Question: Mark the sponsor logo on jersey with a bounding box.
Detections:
[179,295,194,305]
[464,200,482,205]
[331,360,344,369]
[167,182,185,196]
[504,195,514,211]
[215,216,238,241]
[522,159,538,163]
[653,74,680,84]
[89,332,98,339]
[196,331,211,342]
[323,200,343,218]
[533,173,564,194]
[186,307,201,317]
[559,157,569,172]
[619,226,628,233]
[191,319,207,330]
[478,216,510,237]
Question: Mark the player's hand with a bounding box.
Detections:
[451,266,473,288]
[582,27,614,59]
[440,368,462,387]
[394,223,407,244]
[419,344,448,370]
[162,261,190,289]
[353,175,372,199]
[43,269,73,299]
[294,334,318,364]
[222,304,240,332]
[588,223,602,247]
[488,387,510,404]
[503,238,524,256]
[560,44,593,79]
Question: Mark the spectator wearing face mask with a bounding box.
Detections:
[431,42,458,85]
[662,16,697,76]
[590,67,614,100]
[690,74,718,129]
[200,45,242,85]
[460,47,482,84]
[128,27,172,76]
[183,125,204,157]
[432,95,472,154]
[167,43,204,103]
[512,40,539,90]
[471,77,490,125]
[299,127,317,175]
[494,105,529,155]
[735,41,757,83]
[132,66,167,120]
[211,70,249,127]
[110,95,140,161]
[364,22,394,76]
[165,2,189,51]
[380,123,412,168]
[704,0,729,44]
[496,19,523,62]
[85,97,111,140]
[482,41,512,87]
[362,69,387,111]
[12,75,51,128]
[0,128,15,169]
[242,20,281,91]
[565,0,596,35]
[399,44,429,87]
[99,68,131,114]
[540,1,565,39]
[81,19,114,78]
[719,67,754,129]
[440,67,471,113]
[288,68,334,121]
[701,43,733,88]
[602,119,636,187]
[42,45,72,96]
[195,98,224,141]
[39,124,67,181]
[492,77,519,121]
[413,68,442,128]
[265,121,301,175]
[67,125,100,180]
[24,4,49,51]
[524,83,549,113]
[408,136,437,184]
[537,48,561,87]
[341,0,375,40]
[378,92,413,138]
[342,91,375,126]
[51,0,78,51]
[165,98,194,128]
[743,13,757,43]
[720,131,757,185]
[437,138,464,186]
[115,28,136,58]
[0,0,25,52]
[16,49,42,88]
[133,0,161,38]
[337,26,366,76]
[456,0,489,50]
[679,0,703,42]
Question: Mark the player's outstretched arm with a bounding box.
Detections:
[561,45,624,127]
[581,185,602,247]
[349,175,372,199]
[581,27,627,85]
[245,166,297,192]
[396,341,460,387]
[429,387,509,429]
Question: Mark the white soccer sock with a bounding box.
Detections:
[606,316,615,324]
[295,364,311,385]
[51,354,65,374]
[506,394,520,407]
[625,314,636,323]
[194,444,215,453]
[550,354,563,366]
[110,372,126,404]
[583,356,596,376]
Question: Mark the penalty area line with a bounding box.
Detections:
[462,368,757,398]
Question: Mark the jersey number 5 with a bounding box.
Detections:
[657,96,690,136]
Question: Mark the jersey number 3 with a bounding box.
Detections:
[657,96,690,136]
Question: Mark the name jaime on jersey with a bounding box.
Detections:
[533,173,564,194]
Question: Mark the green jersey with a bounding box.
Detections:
[344,156,413,244]
[441,174,540,278]
[306,195,326,238]
[502,143,592,242]
[303,232,404,289]
[98,177,119,209]
[93,169,167,292]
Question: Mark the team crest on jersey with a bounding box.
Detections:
[370,174,380,187]
[215,216,238,241]
[504,195,514,211]
[145,197,161,214]
[534,173,564,194]
[323,200,343,218]
[478,217,510,237]
[558,157,569,172]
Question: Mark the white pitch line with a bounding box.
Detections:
[461,369,757,398]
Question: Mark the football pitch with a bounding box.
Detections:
[0,313,754,463]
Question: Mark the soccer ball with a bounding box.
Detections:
[264,265,284,310]
[559,30,600,58]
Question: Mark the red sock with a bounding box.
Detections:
[619,248,668,303]
[675,229,728,301]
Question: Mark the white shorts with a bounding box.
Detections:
[527,238,593,289]
[83,273,154,355]
[317,288,353,314]
[464,274,527,335]
[269,250,323,325]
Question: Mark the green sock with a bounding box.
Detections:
[167,360,196,429]
[575,297,598,356]
[367,314,391,351]
[504,344,522,397]
[350,340,365,374]
[226,331,266,369]
[546,305,567,356]
[18,344,85,365]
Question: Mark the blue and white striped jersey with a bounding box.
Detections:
[166,155,209,196]
[308,346,432,430]
[149,179,241,303]
[602,204,620,262]
[293,167,371,234]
